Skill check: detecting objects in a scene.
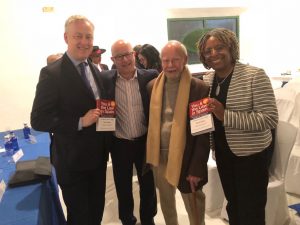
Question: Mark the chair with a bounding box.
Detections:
[274,87,297,122]
[285,92,300,195]
[274,83,300,197]
[284,77,300,94]
[285,143,300,195]
[221,121,297,225]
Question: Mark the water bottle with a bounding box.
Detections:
[4,135,13,157]
[9,131,19,151]
[23,123,31,140]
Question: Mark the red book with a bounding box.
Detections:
[189,98,214,136]
[189,97,212,119]
[96,99,116,118]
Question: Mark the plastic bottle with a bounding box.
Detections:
[4,135,13,157]
[9,131,19,151]
[23,123,31,140]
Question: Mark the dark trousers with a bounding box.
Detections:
[215,147,270,225]
[57,162,107,225]
[111,136,157,225]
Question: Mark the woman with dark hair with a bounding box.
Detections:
[197,28,278,225]
[138,44,162,73]
[133,44,144,69]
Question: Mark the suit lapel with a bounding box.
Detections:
[88,61,103,98]
[61,55,95,99]
[110,71,118,99]
[136,70,149,120]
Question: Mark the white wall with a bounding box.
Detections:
[0,0,299,131]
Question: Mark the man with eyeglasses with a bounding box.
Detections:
[31,15,109,225]
[100,40,158,225]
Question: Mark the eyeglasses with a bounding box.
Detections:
[72,34,93,41]
[113,52,134,61]
[203,45,227,57]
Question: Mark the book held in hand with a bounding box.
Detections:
[189,97,215,136]
[96,99,116,131]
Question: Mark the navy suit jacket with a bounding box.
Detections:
[100,69,158,124]
[31,54,109,177]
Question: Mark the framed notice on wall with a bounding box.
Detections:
[167,16,239,64]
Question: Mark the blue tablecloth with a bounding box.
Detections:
[0,130,66,225]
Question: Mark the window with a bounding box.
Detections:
[167,16,239,64]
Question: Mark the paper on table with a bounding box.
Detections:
[0,180,6,203]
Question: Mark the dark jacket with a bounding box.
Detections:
[31,54,109,175]
[100,63,109,71]
[99,69,159,123]
[147,77,210,193]
[99,69,158,172]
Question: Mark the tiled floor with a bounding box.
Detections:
[59,162,300,225]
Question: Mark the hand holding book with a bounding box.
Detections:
[206,98,225,122]
[96,99,116,131]
[189,97,215,136]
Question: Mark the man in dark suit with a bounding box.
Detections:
[89,45,109,71]
[31,15,108,225]
[100,40,157,225]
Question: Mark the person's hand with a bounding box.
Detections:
[207,98,225,122]
[186,175,201,192]
[81,108,101,127]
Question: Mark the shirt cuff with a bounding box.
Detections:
[78,118,83,130]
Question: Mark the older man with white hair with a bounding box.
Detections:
[146,40,210,225]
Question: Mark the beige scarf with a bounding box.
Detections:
[147,65,191,187]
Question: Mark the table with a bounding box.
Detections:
[0,130,66,225]
[271,75,293,87]
[271,75,293,82]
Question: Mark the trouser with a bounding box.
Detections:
[215,146,270,225]
[57,162,107,225]
[110,136,157,225]
[153,151,205,225]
